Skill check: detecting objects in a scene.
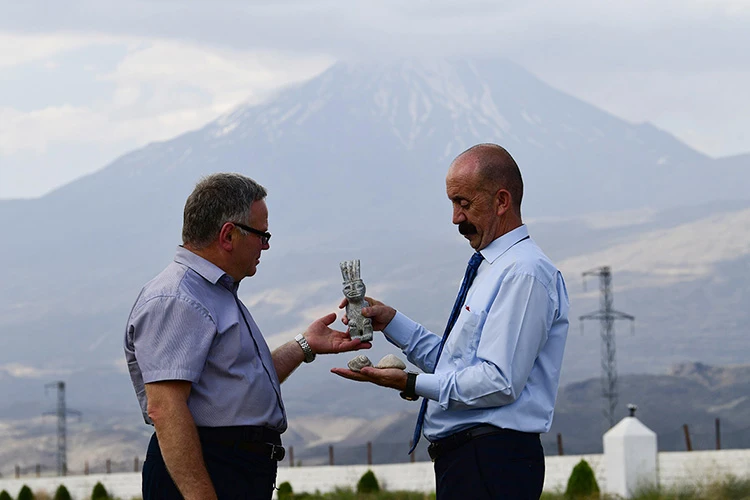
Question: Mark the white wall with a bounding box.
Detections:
[1,450,749,499]
[658,449,750,489]
[0,473,141,500]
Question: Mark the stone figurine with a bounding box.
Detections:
[340,259,373,342]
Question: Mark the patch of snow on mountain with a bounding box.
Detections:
[478,83,511,134]
[559,207,750,290]
[526,137,545,149]
[296,98,328,126]
[443,141,454,159]
[373,86,391,115]
[706,396,748,413]
[273,103,302,127]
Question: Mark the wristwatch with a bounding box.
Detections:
[400,372,419,401]
[294,334,316,363]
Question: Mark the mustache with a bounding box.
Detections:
[458,221,477,236]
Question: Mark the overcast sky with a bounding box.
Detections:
[1,0,749,199]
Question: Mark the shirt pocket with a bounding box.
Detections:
[446,308,487,362]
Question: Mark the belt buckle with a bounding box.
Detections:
[270,444,285,461]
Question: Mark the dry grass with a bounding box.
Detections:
[541,474,750,500]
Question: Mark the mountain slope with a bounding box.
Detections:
[1,57,749,427]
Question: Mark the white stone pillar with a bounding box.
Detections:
[603,409,658,498]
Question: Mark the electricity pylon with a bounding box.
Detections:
[44,381,81,476]
[580,266,635,428]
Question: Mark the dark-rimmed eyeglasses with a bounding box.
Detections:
[230,222,271,245]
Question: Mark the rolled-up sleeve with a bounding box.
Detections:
[129,295,216,384]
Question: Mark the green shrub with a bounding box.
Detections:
[356,469,380,494]
[91,482,109,500]
[17,485,34,500]
[0,490,11,500]
[52,485,71,500]
[278,481,294,500]
[564,459,599,499]
[17,485,35,500]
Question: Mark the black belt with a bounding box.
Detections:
[427,424,536,461]
[197,426,285,461]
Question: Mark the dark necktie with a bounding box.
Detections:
[409,251,484,454]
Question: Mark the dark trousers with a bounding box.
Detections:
[142,433,278,500]
[433,430,545,499]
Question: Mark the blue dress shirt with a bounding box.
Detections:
[384,225,569,441]
[124,246,287,431]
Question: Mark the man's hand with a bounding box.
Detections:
[339,296,397,331]
[330,366,409,391]
[304,312,372,354]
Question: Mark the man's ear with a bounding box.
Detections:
[218,223,235,251]
[495,188,512,216]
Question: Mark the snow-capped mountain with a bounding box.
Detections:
[1,57,749,441]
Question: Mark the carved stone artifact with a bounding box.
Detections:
[347,355,372,372]
[375,354,406,370]
[340,259,373,342]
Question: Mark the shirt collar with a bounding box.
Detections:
[174,246,236,290]
[478,225,530,265]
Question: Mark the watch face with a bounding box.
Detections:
[399,392,418,401]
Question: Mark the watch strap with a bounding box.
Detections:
[294,333,316,363]
[400,372,419,401]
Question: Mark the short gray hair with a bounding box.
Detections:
[182,173,267,248]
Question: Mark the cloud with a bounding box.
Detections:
[0,32,95,69]
[0,363,71,379]
[0,33,333,197]
[0,105,103,154]
[1,0,749,197]
[0,35,333,154]
[3,1,750,63]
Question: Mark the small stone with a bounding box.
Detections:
[348,355,372,372]
[375,354,406,370]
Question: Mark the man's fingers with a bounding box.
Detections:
[338,339,372,352]
[349,340,371,350]
[331,368,371,382]
[338,298,348,309]
[319,312,337,326]
[358,366,379,377]
[364,296,383,307]
[361,305,382,317]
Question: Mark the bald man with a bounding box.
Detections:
[333,144,569,499]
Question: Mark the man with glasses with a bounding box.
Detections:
[124,173,370,500]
